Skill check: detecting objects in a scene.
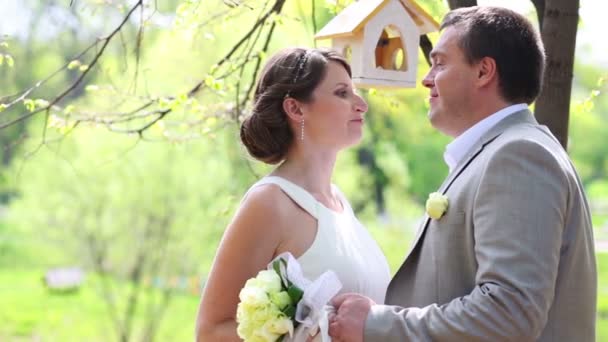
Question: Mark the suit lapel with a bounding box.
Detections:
[406,142,486,256]
[402,109,537,262]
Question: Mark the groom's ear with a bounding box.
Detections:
[476,56,498,88]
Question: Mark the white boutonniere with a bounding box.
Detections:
[426,192,449,219]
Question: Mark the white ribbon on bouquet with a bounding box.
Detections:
[268,252,342,342]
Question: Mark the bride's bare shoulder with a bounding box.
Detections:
[233,183,296,228]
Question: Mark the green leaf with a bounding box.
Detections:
[158,97,172,110]
[34,99,49,108]
[204,75,223,92]
[287,285,303,304]
[5,55,13,67]
[273,260,282,277]
[23,99,36,112]
[204,75,215,87]
[0,103,7,112]
[273,259,290,289]
[64,105,75,115]
[68,60,81,70]
[282,304,296,319]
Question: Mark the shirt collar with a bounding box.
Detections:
[443,103,528,172]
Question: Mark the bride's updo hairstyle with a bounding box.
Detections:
[240,47,351,164]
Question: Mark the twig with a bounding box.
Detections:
[240,19,278,112]
[0,0,145,129]
[1,0,288,141]
[311,0,317,46]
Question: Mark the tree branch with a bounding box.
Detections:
[311,0,318,47]
[0,0,145,129]
[240,19,278,112]
[1,0,288,143]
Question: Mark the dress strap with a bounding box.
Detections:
[249,176,320,219]
[331,184,353,216]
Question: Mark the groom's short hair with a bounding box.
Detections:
[441,6,545,105]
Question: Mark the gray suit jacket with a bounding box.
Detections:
[365,110,597,341]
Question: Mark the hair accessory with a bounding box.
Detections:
[285,51,311,98]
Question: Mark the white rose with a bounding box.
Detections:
[270,291,292,309]
[252,321,282,342]
[267,316,294,336]
[239,285,269,307]
[256,269,282,293]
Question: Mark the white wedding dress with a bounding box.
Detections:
[247,176,391,305]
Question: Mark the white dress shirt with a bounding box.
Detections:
[444,103,528,172]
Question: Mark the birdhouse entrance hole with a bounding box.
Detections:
[374,25,408,72]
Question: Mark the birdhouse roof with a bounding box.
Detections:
[315,0,439,40]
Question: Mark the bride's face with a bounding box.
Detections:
[300,61,368,150]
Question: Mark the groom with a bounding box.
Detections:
[329,6,597,342]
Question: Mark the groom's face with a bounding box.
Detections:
[422,26,478,138]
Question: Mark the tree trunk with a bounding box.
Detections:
[534,0,579,150]
[356,147,387,215]
[447,0,477,9]
[531,0,546,27]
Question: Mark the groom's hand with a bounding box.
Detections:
[328,293,374,342]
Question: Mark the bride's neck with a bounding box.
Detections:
[272,152,336,195]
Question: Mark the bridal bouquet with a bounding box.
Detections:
[236,253,342,342]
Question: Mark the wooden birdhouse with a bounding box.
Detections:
[315,0,439,88]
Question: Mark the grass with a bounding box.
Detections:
[596,253,608,341]
[0,268,200,341]
[0,239,606,341]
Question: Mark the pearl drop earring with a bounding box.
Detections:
[300,119,304,141]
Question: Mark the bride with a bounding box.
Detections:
[195,47,390,341]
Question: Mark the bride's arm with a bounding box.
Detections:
[195,186,288,342]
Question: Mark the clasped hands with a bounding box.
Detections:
[327,293,375,342]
